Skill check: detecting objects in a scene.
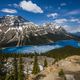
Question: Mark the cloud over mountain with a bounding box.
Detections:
[54,18,67,24]
[63,25,80,32]
[19,0,43,13]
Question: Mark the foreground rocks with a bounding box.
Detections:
[30,55,80,80]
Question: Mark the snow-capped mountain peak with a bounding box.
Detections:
[0,15,77,47]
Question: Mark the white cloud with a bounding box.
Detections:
[53,18,80,32]
[7,0,43,13]
[54,18,80,24]
[63,25,80,32]
[47,13,58,19]
[60,3,66,6]
[19,0,43,13]
[54,18,67,24]
[69,18,80,23]
[0,8,17,13]
[67,10,80,15]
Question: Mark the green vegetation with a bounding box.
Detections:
[0,46,80,79]
[32,53,40,74]
[0,60,6,80]
[59,69,65,77]
[18,57,24,80]
[59,69,66,80]
[43,58,48,68]
[5,57,18,80]
[26,63,29,79]
[0,53,35,58]
[42,46,80,60]
[1,46,80,61]
[13,57,18,80]
[5,74,14,80]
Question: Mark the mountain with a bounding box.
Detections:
[0,15,37,47]
[0,15,79,48]
[71,32,80,37]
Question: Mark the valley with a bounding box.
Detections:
[0,0,80,80]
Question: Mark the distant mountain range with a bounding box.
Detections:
[71,32,80,37]
[0,15,80,47]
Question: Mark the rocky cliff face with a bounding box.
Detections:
[31,55,80,80]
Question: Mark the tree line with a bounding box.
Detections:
[0,53,48,80]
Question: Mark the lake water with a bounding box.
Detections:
[0,40,80,53]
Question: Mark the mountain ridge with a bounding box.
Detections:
[0,15,80,48]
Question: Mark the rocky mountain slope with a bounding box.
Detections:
[31,55,80,80]
[0,15,79,47]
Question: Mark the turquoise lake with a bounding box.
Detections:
[0,40,80,53]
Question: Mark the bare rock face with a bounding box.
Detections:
[65,55,80,62]
[57,56,80,72]
[32,55,80,80]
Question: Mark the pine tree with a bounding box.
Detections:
[18,57,23,80]
[0,56,6,80]
[32,53,40,74]
[5,74,14,80]
[43,58,48,68]
[59,69,66,80]
[26,63,29,79]
[13,57,18,80]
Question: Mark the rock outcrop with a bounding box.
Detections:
[31,55,80,80]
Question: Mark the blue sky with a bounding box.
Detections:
[0,0,80,32]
